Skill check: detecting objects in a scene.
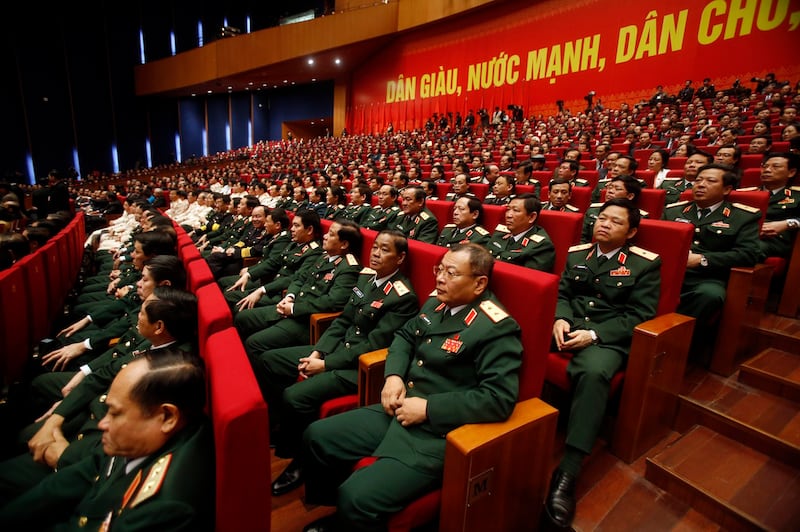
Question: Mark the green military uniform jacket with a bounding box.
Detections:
[207,214,248,247]
[487,224,556,272]
[658,177,692,206]
[371,291,522,475]
[0,421,214,531]
[740,185,800,259]
[323,204,347,221]
[251,239,322,291]
[393,207,439,243]
[483,194,514,205]
[316,269,418,378]
[590,177,648,203]
[580,203,650,244]
[662,200,761,282]
[342,203,372,225]
[436,224,490,248]
[361,205,401,231]
[520,179,542,198]
[541,202,580,212]
[556,243,661,350]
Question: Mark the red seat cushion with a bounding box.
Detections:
[764,256,786,277]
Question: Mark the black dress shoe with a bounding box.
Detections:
[303,513,338,532]
[545,469,577,528]
[271,459,304,496]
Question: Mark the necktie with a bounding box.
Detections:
[699,208,711,219]
[597,255,609,265]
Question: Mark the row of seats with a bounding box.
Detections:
[0,213,85,387]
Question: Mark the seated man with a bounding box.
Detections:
[444,173,477,201]
[206,204,271,279]
[361,185,400,231]
[545,198,661,528]
[483,174,517,205]
[487,193,556,272]
[0,286,198,500]
[342,184,373,225]
[392,186,439,244]
[437,196,490,248]
[0,351,214,531]
[747,152,799,259]
[300,243,522,532]
[255,230,419,497]
[662,163,761,354]
[580,175,646,243]
[541,178,580,212]
[236,220,363,355]
[658,151,714,205]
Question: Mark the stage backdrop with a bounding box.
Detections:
[346,0,800,134]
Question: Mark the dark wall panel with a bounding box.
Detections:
[207,96,229,155]
[149,99,179,167]
[179,99,205,161]
[265,81,333,140]
[231,94,251,150]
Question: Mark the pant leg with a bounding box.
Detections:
[244,318,309,356]
[277,369,357,458]
[302,405,391,506]
[565,345,624,454]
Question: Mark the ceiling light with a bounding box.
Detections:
[308,58,315,65]
[335,58,341,65]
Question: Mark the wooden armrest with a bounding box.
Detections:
[611,312,695,463]
[710,264,773,376]
[439,398,559,532]
[309,312,342,344]
[777,233,800,318]
[358,348,388,406]
[242,257,259,267]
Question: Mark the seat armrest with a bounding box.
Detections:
[611,312,695,463]
[710,264,772,376]
[242,257,259,268]
[439,398,559,532]
[358,348,388,406]
[309,312,342,343]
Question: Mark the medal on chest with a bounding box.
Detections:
[442,334,463,353]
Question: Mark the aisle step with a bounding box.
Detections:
[739,348,800,403]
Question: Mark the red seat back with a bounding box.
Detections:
[0,266,31,385]
[196,283,234,357]
[537,210,583,274]
[186,258,215,292]
[424,200,455,233]
[15,251,50,343]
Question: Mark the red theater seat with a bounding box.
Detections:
[196,283,234,358]
[0,266,31,385]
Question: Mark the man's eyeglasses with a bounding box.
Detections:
[433,265,476,280]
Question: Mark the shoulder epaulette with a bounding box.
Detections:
[629,245,659,261]
[346,253,359,266]
[479,299,509,323]
[565,204,580,212]
[568,243,593,252]
[732,202,760,214]
[737,186,759,192]
[662,177,680,182]
[310,241,320,248]
[393,280,410,296]
[529,234,545,243]
[429,289,438,297]
[589,202,604,208]
[390,206,400,211]
[443,223,456,228]
[791,186,800,192]
[639,209,649,217]
[360,267,377,275]
[419,211,430,220]
[494,224,510,233]
[129,454,172,508]
[475,226,489,235]
[666,200,690,209]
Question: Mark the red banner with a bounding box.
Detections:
[347,0,800,134]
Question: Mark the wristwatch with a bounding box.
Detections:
[589,329,599,345]
[699,255,708,267]
[787,218,799,230]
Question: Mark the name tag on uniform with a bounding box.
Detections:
[353,287,364,298]
[675,218,692,224]
[420,313,431,326]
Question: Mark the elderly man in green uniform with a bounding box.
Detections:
[258,230,419,497]
[300,243,522,532]
[662,163,761,353]
[222,208,322,307]
[658,151,714,205]
[343,184,373,225]
[747,152,799,259]
[487,192,556,272]
[437,196,491,248]
[545,198,661,528]
[393,186,439,244]
[236,219,363,355]
[361,185,400,231]
[0,351,214,531]
[0,286,198,501]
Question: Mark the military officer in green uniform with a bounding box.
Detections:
[392,186,439,244]
[541,178,581,212]
[361,184,401,231]
[746,152,799,259]
[342,184,373,225]
[196,196,253,253]
[300,243,522,532]
[487,193,556,272]
[259,230,419,497]
[657,151,714,205]
[662,163,761,350]
[222,208,322,308]
[236,220,363,355]
[0,351,214,531]
[206,204,272,279]
[545,198,661,528]
[589,155,644,203]
[581,175,647,243]
[436,196,490,248]
[0,287,198,501]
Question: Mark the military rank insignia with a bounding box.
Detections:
[324,273,334,281]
